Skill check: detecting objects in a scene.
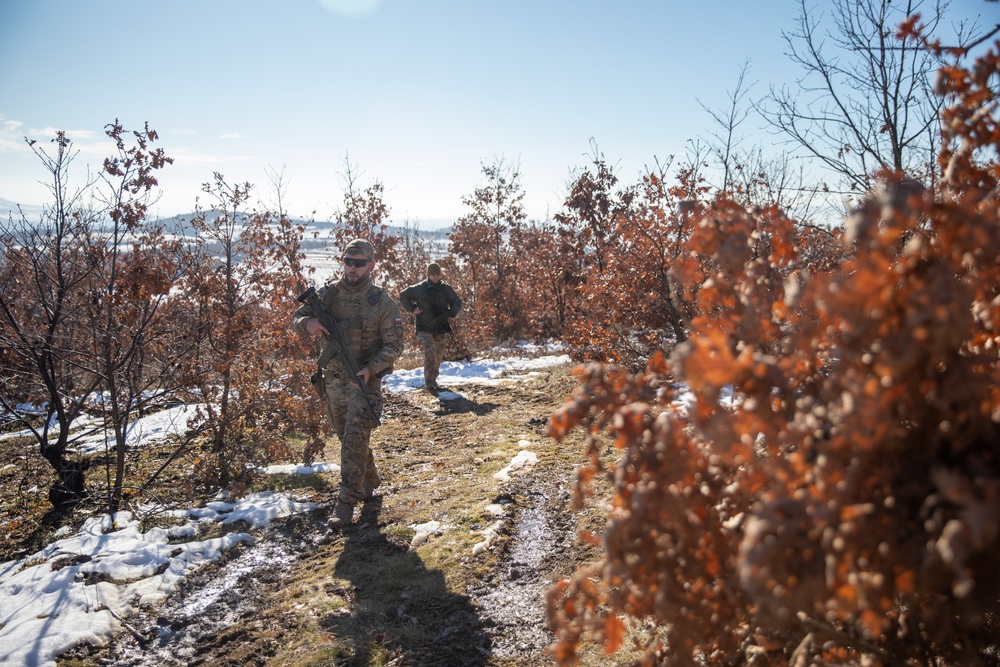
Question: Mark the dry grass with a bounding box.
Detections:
[2,361,632,666]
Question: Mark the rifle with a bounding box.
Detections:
[297,286,381,426]
[448,329,473,363]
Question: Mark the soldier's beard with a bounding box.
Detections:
[344,272,369,287]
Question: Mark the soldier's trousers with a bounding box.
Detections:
[417,331,448,387]
[322,372,384,505]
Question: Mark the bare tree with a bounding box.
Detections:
[0,133,101,511]
[0,125,184,513]
[699,60,757,195]
[762,0,954,204]
[330,153,405,295]
[264,163,314,294]
[699,62,824,223]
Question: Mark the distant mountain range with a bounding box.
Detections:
[0,197,45,219]
[160,212,452,242]
[0,197,452,240]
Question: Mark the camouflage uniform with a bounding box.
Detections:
[400,265,462,390]
[415,330,448,389]
[292,272,403,506]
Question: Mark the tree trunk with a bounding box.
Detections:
[42,444,89,511]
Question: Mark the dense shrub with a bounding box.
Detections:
[546,38,1000,665]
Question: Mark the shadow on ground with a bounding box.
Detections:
[435,394,500,417]
[329,498,492,666]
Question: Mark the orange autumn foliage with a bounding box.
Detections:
[546,36,1000,666]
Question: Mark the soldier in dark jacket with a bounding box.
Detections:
[399,262,462,393]
[292,238,404,529]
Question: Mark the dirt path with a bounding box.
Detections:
[73,361,611,667]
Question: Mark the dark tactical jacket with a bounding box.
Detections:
[399,279,463,334]
[292,275,404,379]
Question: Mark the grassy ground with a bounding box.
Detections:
[2,356,635,666]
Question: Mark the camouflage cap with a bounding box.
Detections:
[343,238,375,261]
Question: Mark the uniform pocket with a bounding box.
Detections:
[348,384,383,428]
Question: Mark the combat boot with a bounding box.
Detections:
[328,501,355,530]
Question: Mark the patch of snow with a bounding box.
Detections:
[409,520,443,547]
[0,411,60,443]
[483,503,510,517]
[0,491,316,667]
[260,462,340,475]
[511,340,567,354]
[383,355,571,394]
[472,520,505,556]
[216,491,316,530]
[70,404,202,455]
[493,451,539,482]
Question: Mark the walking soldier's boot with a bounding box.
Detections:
[328,501,355,530]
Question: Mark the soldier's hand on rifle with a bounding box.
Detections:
[355,367,371,385]
[306,317,331,336]
[413,307,424,316]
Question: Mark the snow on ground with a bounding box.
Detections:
[470,444,538,557]
[493,448,540,482]
[0,351,575,667]
[71,404,203,456]
[473,520,506,556]
[0,491,316,667]
[1,352,721,666]
[409,520,443,547]
[383,353,572,395]
[0,405,200,455]
[260,462,340,475]
[0,411,73,444]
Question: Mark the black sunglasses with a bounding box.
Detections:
[342,257,371,268]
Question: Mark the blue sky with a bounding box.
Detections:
[0,0,992,228]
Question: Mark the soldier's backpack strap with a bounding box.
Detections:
[364,285,395,378]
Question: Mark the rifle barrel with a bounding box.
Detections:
[298,286,381,426]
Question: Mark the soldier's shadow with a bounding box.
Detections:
[433,391,499,417]
[327,498,491,665]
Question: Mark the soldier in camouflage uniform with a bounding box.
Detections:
[292,238,403,529]
[399,262,462,394]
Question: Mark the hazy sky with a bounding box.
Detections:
[0,0,991,227]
